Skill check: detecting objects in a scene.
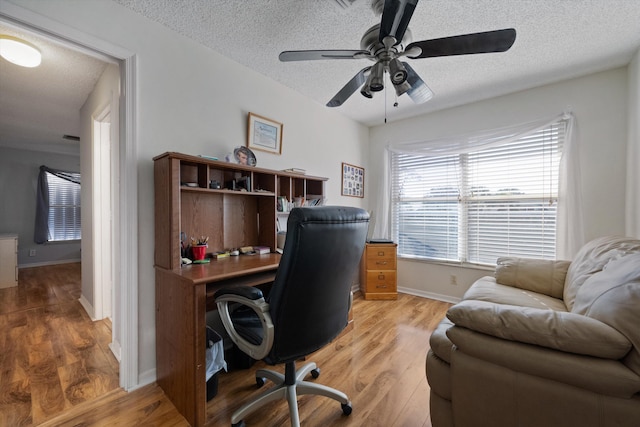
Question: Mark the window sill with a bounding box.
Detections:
[45,239,81,245]
[397,255,494,271]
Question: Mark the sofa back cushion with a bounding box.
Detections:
[572,253,640,375]
[495,257,570,299]
[564,236,640,310]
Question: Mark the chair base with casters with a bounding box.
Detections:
[230,360,352,427]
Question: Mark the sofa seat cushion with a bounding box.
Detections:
[447,300,631,359]
[462,276,568,311]
[495,257,570,299]
[447,326,640,398]
[573,253,640,375]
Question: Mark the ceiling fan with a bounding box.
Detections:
[279,0,516,108]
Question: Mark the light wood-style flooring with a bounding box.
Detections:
[0,263,119,426]
[2,263,451,426]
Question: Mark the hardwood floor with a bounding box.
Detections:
[1,264,450,426]
[205,293,451,427]
[0,263,119,426]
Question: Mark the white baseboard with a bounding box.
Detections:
[398,287,461,304]
[78,294,96,321]
[18,258,81,268]
[134,368,156,391]
[109,340,122,363]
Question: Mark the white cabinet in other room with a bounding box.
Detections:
[0,234,18,288]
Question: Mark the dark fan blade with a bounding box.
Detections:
[406,28,516,59]
[326,67,371,107]
[403,62,433,104]
[279,50,369,62]
[379,0,419,45]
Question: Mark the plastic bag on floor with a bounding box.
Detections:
[206,326,227,381]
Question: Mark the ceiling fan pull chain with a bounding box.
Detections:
[384,82,388,123]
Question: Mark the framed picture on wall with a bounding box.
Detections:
[341,162,364,198]
[247,112,283,155]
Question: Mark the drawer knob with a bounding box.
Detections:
[376,261,387,265]
[376,284,388,289]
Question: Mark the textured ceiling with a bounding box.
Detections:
[113,0,640,126]
[1,1,640,155]
[0,20,109,153]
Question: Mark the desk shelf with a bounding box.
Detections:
[154,152,326,270]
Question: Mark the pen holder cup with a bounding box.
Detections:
[191,245,207,260]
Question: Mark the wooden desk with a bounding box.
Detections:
[155,254,281,427]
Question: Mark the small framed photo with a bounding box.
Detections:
[341,162,364,198]
[247,112,283,155]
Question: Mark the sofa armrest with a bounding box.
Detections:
[447,300,631,359]
[429,317,455,364]
[495,257,570,298]
[447,326,640,398]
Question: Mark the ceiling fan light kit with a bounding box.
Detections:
[369,61,385,92]
[388,58,408,85]
[279,0,516,111]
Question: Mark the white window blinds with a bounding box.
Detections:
[46,171,81,241]
[390,120,565,265]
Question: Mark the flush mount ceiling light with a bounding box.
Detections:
[0,35,42,68]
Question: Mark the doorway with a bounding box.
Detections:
[92,108,113,323]
[0,4,139,392]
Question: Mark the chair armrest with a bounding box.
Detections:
[447,300,631,359]
[215,286,274,360]
[214,286,264,301]
[495,257,570,298]
[447,326,640,398]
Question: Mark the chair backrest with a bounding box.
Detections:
[266,206,369,364]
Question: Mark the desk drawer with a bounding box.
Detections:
[366,247,396,267]
[365,271,397,293]
[366,256,396,270]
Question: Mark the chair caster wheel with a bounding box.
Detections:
[232,422,245,427]
[256,377,266,388]
[341,402,352,416]
[310,368,320,379]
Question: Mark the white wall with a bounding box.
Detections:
[627,49,640,238]
[79,63,120,312]
[5,0,369,385]
[0,147,81,266]
[369,68,630,300]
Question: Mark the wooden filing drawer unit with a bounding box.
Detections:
[359,243,397,300]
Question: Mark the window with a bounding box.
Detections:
[46,171,81,241]
[391,121,565,265]
[35,166,81,244]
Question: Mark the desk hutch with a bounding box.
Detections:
[153,152,327,426]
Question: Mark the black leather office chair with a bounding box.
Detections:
[215,206,369,427]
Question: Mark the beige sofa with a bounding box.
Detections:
[427,236,640,427]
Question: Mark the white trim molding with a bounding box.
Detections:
[398,286,461,305]
[78,294,96,321]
